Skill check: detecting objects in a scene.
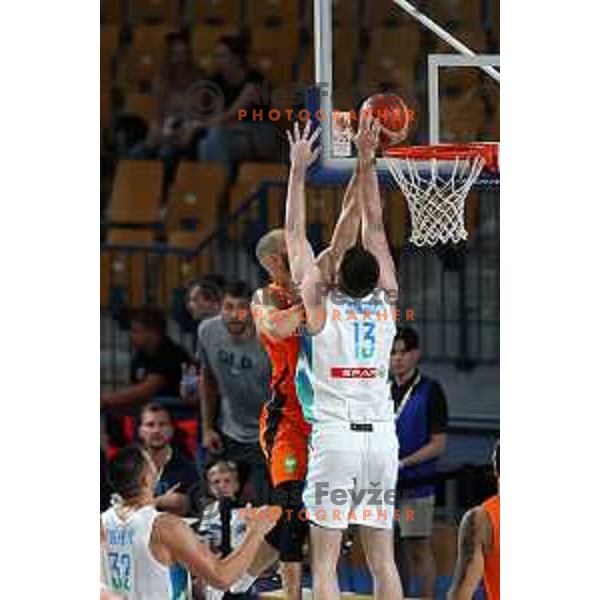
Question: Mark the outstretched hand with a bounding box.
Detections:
[287,121,321,171]
[353,112,381,161]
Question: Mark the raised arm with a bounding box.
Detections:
[446,507,490,600]
[284,121,320,286]
[316,167,361,283]
[252,287,304,340]
[355,114,398,296]
[157,509,277,591]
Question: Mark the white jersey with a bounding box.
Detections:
[101,505,191,600]
[296,288,396,424]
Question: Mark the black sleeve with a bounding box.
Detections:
[427,381,449,434]
[165,455,200,495]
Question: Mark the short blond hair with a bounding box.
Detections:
[255,229,286,267]
[207,460,238,479]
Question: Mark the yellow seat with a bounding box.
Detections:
[193,0,241,26]
[123,93,156,124]
[130,0,181,25]
[228,162,288,240]
[193,24,234,70]
[104,229,156,308]
[162,231,214,307]
[119,26,176,92]
[252,54,293,94]
[251,26,299,64]
[166,161,227,232]
[107,160,164,225]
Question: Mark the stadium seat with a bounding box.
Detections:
[228,162,287,240]
[252,54,293,94]
[123,93,156,125]
[130,0,180,25]
[101,0,123,24]
[246,0,299,29]
[163,230,214,308]
[193,0,241,26]
[119,26,175,92]
[104,229,156,309]
[193,24,233,70]
[251,26,299,67]
[107,160,164,225]
[165,161,227,232]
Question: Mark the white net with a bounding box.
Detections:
[385,154,486,246]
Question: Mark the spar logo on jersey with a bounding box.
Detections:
[330,367,388,379]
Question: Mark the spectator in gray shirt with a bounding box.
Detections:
[196,281,271,503]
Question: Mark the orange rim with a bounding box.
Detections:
[385,143,499,171]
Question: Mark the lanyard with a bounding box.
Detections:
[395,372,421,419]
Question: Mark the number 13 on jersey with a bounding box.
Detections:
[353,322,376,360]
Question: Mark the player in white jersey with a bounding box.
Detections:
[100,445,279,599]
[285,116,404,600]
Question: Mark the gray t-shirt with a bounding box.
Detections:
[196,317,270,443]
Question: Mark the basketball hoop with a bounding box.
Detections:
[385,143,499,246]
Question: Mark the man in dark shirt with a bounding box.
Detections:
[101,307,192,409]
[391,326,448,600]
[138,402,200,516]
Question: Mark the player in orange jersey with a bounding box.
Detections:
[447,442,500,600]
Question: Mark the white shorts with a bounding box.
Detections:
[303,421,399,530]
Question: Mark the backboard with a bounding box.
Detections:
[312,0,500,180]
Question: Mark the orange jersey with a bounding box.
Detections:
[257,284,306,423]
[482,494,500,600]
[257,284,310,486]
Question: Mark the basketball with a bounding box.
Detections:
[360,93,413,147]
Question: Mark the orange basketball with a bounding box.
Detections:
[360,93,413,147]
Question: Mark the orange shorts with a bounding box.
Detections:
[260,394,310,488]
